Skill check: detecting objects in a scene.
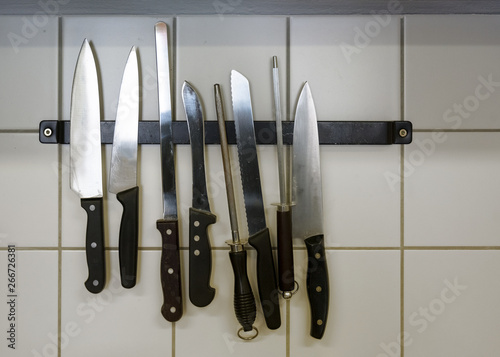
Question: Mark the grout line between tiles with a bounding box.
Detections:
[172,16,177,357]
[57,15,63,357]
[286,17,291,357]
[286,299,290,357]
[400,16,405,357]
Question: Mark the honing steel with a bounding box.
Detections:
[214,84,257,339]
[109,47,140,289]
[292,83,329,339]
[182,81,217,307]
[231,70,281,330]
[155,21,182,322]
[272,56,295,299]
[69,39,106,294]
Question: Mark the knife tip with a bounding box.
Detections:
[273,56,278,68]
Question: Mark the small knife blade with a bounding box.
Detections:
[155,21,182,322]
[109,46,140,289]
[231,70,281,330]
[182,81,216,307]
[292,82,329,339]
[70,39,106,294]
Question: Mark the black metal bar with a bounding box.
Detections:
[39,120,412,145]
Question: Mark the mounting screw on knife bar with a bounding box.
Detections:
[39,120,413,145]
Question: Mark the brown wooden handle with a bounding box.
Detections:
[157,219,183,322]
[277,209,294,292]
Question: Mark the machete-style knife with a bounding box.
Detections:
[155,21,182,322]
[109,47,140,289]
[231,70,281,330]
[70,39,106,294]
[182,81,217,307]
[292,82,329,339]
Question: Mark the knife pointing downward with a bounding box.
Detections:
[109,47,140,289]
[292,83,329,339]
[70,39,106,294]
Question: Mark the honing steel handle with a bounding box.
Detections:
[276,209,294,293]
[81,197,106,294]
[305,234,329,339]
[189,207,216,307]
[229,250,257,332]
[116,186,139,289]
[248,228,281,330]
[157,219,183,322]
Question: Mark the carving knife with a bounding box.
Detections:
[182,81,216,307]
[292,83,329,339]
[272,56,295,299]
[231,70,281,330]
[69,39,106,294]
[109,47,140,289]
[155,21,182,322]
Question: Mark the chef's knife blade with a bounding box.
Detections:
[231,70,281,330]
[292,82,329,339]
[109,46,140,289]
[155,21,182,322]
[70,39,105,294]
[182,81,216,307]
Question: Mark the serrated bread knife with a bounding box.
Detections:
[70,39,106,294]
[231,70,281,330]
[292,83,329,339]
[155,21,182,322]
[182,81,217,307]
[109,47,140,289]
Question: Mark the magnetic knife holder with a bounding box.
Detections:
[39,120,412,145]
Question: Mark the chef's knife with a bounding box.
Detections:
[182,81,216,307]
[292,82,329,339]
[231,70,281,330]
[109,46,140,289]
[70,39,106,294]
[155,21,182,322]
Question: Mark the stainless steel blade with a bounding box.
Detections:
[292,83,323,238]
[182,81,210,212]
[231,70,266,235]
[70,39,102,199]
[155,21,177,219]
[109,46,139,194]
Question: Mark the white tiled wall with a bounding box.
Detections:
[1,14,500,357]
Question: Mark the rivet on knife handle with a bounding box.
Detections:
[82,198,106,294]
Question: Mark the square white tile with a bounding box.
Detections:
[405,132,500,246]
[404,251,500,357]
[405,15,500,129]
[176,16,287,123]
[290,16,401,123]
[61,250,172,357]
[0,16,58,129]
[0,133,58,247]
[0,251,58,356]
[290,250,400,356]
[177,250,286,356]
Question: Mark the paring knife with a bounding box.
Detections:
[182,81,217,307]
[231,70,281,330]
[271,56,295,299]
[109,47,140,289]
[69,39,106,294]
[292,83,329,339]
[155,21,182,322]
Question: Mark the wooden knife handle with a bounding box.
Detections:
[189,207,216,307]
[81,198,106,294]
[305,234,329,339]
[248,227,281,330]
[157,219,183,322]
[276,209,294,292]
[116,186,139,289]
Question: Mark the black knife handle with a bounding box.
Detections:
[248,228,281,330]
[157,219,183,322]
[81,198,106,294]
[229,250,256,332]
[116,186,139,289]
[305,234,329,339]
[276,209,294,292]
